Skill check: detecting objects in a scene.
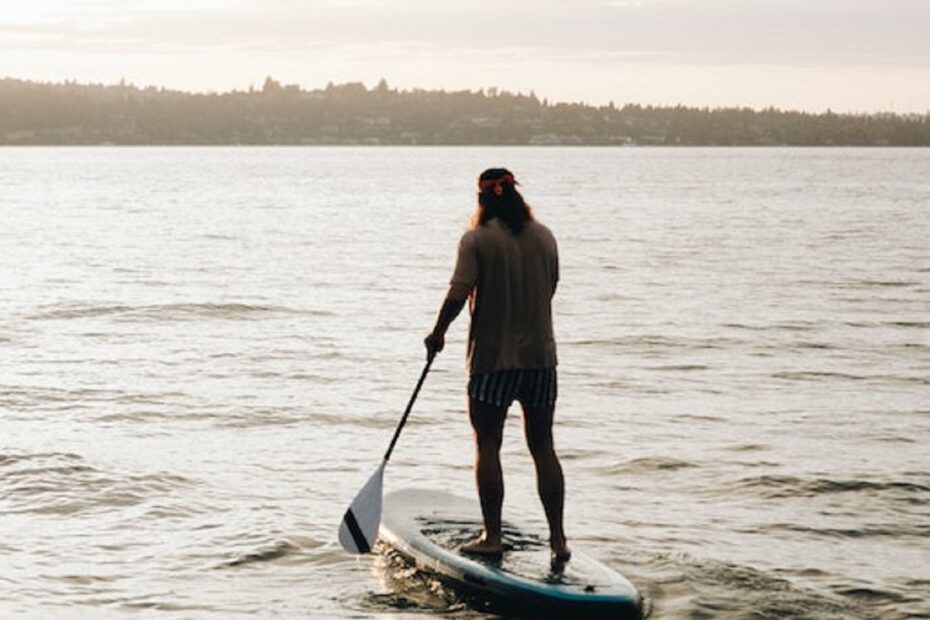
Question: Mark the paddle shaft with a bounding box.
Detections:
[383,357,433,463]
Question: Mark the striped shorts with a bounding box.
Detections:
[467,367,557,409]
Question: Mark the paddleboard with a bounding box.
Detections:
[379,488,643,619]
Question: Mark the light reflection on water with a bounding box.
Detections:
[0,147,928,619]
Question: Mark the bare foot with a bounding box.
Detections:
[460,536,503,558]
[551,539,572,563]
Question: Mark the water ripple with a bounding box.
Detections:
[28,302,332,322]
[0,451,197,516]
[734,474,930,501]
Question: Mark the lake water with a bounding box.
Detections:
[0,147,928,619]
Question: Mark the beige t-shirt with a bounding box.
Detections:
[449,218,559,376]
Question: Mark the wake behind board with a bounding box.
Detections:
[380,489,643,619]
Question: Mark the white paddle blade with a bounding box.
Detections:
[338,462,385,554]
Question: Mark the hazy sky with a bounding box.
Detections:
[2,0,928,112]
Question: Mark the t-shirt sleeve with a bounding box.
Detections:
[449,231,479,295]
[548,227,559,294]
[552,243,559,294]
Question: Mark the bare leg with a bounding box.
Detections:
[461,397,508,556]
[521,402,570,561]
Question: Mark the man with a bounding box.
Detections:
[424,167,570,562]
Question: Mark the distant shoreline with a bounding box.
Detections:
[2,144,928,148]
[3,77,929,147]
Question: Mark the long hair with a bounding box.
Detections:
[470,168,535,234]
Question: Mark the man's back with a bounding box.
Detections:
[452,218,559,375]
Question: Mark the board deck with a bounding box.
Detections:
[379,488,643,619]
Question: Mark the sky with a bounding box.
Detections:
[1,0,928,113]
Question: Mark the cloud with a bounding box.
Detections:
[4,1,926,68]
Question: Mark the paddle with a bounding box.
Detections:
[338,356,433,554]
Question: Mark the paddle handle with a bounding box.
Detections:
[383,357,433,463]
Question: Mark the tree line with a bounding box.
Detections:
[1,77,928,146]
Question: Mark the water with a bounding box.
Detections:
[1,147,928,619]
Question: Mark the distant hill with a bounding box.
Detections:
[1,77,928,146]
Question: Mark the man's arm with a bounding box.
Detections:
[424,286,469,361]
[427,230,477,361]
